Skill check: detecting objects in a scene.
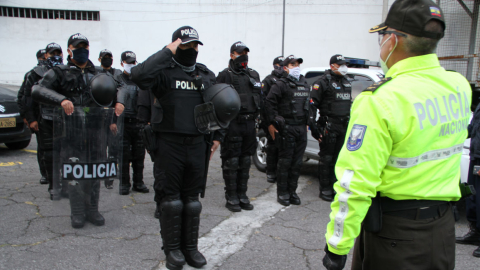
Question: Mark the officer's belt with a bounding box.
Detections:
[284,117,306,125]
[381,196,450,220]
[237,114,256,121]
[159,133,204,145]
[124,117,137,123]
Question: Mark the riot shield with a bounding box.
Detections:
[52,107,124,228]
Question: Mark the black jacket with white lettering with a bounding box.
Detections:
[265,74,310,125]
[131,47,217,136]
[309,69,352,118]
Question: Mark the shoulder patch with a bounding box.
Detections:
[346,124,367,151]
[363,77,392,93]
[313,84,320,90]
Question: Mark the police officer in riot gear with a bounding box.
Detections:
[21,44,64,189]
[17,48,48,185]
[32,33,126,228]
[116,51,148,195]
[261,56,284,183]
[265,55,310,206]
[131,26,221,270]
[309,54,352,201]
[216,41,261,212]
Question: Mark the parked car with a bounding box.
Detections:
[253,67,470,183]
[0,85,31,149]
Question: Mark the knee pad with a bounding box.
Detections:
[183,196,202,216]
[222,157,239,171]
[319,155,333,166]
[238,156,251,169]
[160,197,183,216]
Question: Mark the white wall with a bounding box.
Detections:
[0,0,384,85]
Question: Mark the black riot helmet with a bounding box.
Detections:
[89,74,117,107]
[194,83,240,133]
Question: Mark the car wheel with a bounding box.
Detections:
[253,130,267,172]
[5,139,31,150]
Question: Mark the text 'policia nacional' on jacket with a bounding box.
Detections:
[265,75,310,125]
[311,69,352,117]
[32,56,126,110]
[325,54,472,255]
[216,59,262,116]
[130,47,216,135]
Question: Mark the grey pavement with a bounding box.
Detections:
[1,136,479,270]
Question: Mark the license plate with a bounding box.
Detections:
[0,118,16,128]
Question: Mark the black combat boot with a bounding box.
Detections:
[223,158,241,212]
[237,156,254,210]
[456,222,480,245]
[132,182,150,193]
[276,159,291,206]
[39,176,48,185]
[104,179,114,189]
[318,156,334,202]
[267,174,276,183]
[160,199,186,270]
[85,180,105,226]
[155,205,161,219]
[288,160,302,205]
[473,246,480,258]
[182,197,207,268]
[68,181,85,228]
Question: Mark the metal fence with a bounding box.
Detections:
[436,0,480,87]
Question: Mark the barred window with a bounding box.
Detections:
[0,6,100,21]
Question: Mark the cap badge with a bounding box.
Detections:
[430,7,441,17]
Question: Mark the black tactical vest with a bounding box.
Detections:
[317,70,352,117]
[277,76,310,124]
[228,68,262,114]
[155,63,216,135]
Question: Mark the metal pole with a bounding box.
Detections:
[467,0,480,81]
[282,0,286,56]
[382,0,389,21]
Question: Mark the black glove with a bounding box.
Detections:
[322,244,347,270]
[273,115,285,131]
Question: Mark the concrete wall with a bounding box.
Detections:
[0,0,384,85]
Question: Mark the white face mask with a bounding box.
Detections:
[288,67,301,80]
[379,34,397,74]
[123,63,136,74]
[338,65,348,76]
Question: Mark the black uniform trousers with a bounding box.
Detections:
[37,118,54,189]
[318,119,348,191]
[264,128,278,177]
[120,118,146,188]
[467,159,480,230]
[352,204,455,270]
[34,131,47,178]
[153,135,207,204]
[220,118,257,159]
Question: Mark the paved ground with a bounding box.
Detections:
[1,136,479,270]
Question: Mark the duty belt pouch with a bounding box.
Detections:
[141,125,157,152]
[364,192,382,233]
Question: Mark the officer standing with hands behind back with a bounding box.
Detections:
[216,41,262,212]
[309,54,352,202]
[261,56,284,183]
[322,1,471,269]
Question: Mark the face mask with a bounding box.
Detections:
[233,54,248,70]
[273,65,284,76]
[379,34,397,74]
[38,59,46,66]
[338,65,348,76]
[101,58,113,68]
[71,47,89,64]
[123,63,136,74]
[47,55,63,68]
[288,67,301,80]
[174,47,198,67]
